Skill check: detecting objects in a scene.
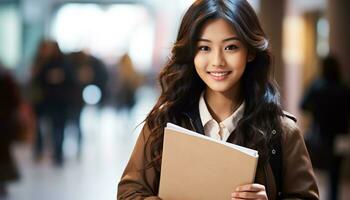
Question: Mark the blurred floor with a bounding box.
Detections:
[7,85,158,200]
[314,161,350,200]
[4,86,350,200]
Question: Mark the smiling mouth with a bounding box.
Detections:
[207,71,231,77]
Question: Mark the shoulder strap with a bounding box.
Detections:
[269,129,283,199]
[269,112,296,199]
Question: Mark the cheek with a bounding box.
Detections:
[227,54,247,71]
[194,54,207,72]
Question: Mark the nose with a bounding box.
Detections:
[211,49,225,67]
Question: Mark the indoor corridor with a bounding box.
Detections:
[6,86,158,200]
[4,85,350,200]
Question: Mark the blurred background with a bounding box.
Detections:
[0,0,349,199]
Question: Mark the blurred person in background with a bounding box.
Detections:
[113,53,143,114]
[0,63,21,198]
[30,39,53,161]
[30,39,75,166]
[301,55,350,200]
[67,51,108,156]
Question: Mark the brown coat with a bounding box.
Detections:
[117,117,319,200]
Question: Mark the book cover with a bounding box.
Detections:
[158,123,259,200]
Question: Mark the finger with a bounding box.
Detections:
[231,191,267,199]
[232,199,265,200]
[236,183,265,192]
[231,198,266,200]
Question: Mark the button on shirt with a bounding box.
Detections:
[199,93,245,142]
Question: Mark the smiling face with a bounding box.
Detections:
[194,18,251,97]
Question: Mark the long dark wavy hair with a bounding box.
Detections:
[145,0,284,170]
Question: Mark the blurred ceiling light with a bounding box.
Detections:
[51,3,154,71]
[316,17,329,57]
[129,24,154,73]
[83,84,102,105]
[283,16,306,64]
[0,5,20,68]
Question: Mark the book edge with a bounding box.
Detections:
[166,123,258,157]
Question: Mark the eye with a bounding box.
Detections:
[198,46,210,52]
[224,45,238,51]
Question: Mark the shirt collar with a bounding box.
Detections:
[221,102,245,134]
[199,92,214,127]
[199,92,245,134]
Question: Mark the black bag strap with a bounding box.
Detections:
[269,131,283,199]
[269,113,297,199]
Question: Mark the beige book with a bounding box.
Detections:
[159,123,259,200]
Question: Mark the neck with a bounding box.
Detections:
[204,88,242,122]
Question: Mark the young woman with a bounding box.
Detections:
[118,0,319,199]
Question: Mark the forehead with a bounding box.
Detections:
[198,18,238,39]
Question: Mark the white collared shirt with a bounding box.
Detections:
[198,92,245,141]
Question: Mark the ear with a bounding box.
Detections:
[247,52,255,62]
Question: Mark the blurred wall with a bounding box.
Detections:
[259,0,286,97]
[327,0,350,86]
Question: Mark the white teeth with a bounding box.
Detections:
[210,72,229,77]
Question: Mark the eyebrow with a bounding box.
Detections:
[197,37,240,42]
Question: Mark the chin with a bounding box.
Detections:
[207,85,232,93]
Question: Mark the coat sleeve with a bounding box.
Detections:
[281,118,319,200]
[117,124,161,200]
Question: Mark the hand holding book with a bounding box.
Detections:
[231,183,268,200]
